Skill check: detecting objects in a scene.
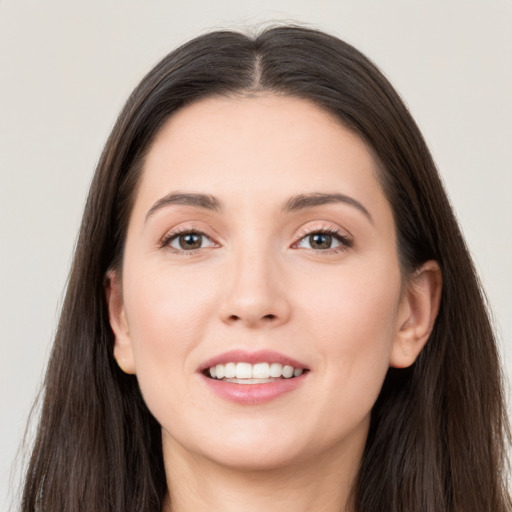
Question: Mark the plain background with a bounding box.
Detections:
[1,1,511,508]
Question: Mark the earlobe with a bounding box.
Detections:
[390,260,442,368]
[104,270,136,374]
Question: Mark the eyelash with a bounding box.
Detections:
[292,226,353,254]
[160,227,215,254]
[160,225,353,255]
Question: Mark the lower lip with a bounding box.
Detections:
[201,373,308,405]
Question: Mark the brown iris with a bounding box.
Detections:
[309,233,333,249]
[178,233,203,250]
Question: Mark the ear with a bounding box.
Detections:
[104,270,136,374]
[390,260,442,368]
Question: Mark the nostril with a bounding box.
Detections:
[227,314,276,322]
[223,310,286,326]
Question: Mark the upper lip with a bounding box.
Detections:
[198,349,308,372]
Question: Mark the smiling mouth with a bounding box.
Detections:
[204,362,308,384]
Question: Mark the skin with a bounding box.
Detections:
[107,94,441,512]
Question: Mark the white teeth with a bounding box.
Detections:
[282,365,294,378]
[215,364,225,379]
[207,362,306,381]
[224,362,236,379]
[252,362,270,379]
[235,362,252,379]
[269,362,282,378]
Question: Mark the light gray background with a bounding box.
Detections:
[1,1,511,509]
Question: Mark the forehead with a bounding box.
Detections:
[134,94,389,219]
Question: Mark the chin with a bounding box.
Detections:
[165,424,313,472]
[205,443,308,472]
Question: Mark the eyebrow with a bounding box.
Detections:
[145,192,221,221]
[283,192,373,222]
[145,191,372,223]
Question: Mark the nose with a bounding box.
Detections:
[219,246,291,328]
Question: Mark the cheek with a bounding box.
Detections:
[120,264,224,423]
[122,264,219,372]
[301,256,401,343]
[299,259,401,405]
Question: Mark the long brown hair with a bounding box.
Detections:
[21,26,510,511]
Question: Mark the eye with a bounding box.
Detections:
[295,229,352,252]
[164,231,216,252]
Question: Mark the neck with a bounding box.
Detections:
[161,438,361,512]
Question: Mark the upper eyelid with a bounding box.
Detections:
[160,221,218,240]
[160,226,218,250]
[292,224,354,252]
[294,223,352,240]
[159,221,352,248]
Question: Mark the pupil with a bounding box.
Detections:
[179,233,202,250]
[310,233,332,249]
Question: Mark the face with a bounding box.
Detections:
[108,94,418,472]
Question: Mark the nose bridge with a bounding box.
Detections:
[220,234,290,327]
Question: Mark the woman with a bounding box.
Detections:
[21,26,510,511]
